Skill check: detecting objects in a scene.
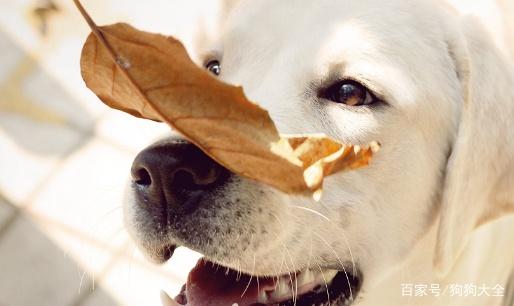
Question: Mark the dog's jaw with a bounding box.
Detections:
[125,167,366,305]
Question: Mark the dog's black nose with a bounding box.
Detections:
[131,139,229,214]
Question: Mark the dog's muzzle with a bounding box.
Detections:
[129,139,363,305]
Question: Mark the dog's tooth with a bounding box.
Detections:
[269,277,292,301]
[257,289,269,303]
[280,277,293,294]
[160,290,181,306]
[297,269,315,287]
[320,269,338,283]
[279,275,291,290]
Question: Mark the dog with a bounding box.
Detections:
[123,0,514,305]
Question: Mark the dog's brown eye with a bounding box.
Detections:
[321,80,376,106]
[205,60,221,76]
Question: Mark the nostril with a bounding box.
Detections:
[134,167,152,186]
[170,166,227,193]
[171,169,200,191]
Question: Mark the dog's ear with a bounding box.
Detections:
[434,17,514,275]
[191,0,241,59]
[221,0,241,15]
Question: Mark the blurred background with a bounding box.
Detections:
[0,0,512,306]
[0,0,223,305]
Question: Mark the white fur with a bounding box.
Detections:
[125,0,514,305]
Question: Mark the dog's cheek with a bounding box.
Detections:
[123,182,140,241]
[206,179,295,269]
[123,182,163,251]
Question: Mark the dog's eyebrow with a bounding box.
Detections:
[199,49,224,65]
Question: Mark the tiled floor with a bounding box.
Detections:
[0,196,16,230]
[2,1,513,306]
[0,1,211,305]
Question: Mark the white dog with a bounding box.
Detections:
[124,0,514,305]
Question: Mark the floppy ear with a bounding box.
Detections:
[221,0,241,14]
[434,17,514,275]
[191,0,241,59]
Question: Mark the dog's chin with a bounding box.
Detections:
[156,246,362,306]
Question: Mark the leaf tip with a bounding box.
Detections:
[369,141,381,153]
[304,165,323,189]
[312,189,323,202]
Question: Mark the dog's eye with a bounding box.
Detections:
[320,80,376,106]
[205,60,221,76]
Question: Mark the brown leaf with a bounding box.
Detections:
[75,1,379,198]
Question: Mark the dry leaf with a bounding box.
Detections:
[75,0,379,198]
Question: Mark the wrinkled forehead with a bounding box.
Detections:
[220,0,451,105]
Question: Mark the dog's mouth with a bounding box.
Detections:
[161,256,362,306]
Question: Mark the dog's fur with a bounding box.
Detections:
[125,0,514,305]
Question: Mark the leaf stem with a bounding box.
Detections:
[73,0,122,68]
[73,0,98,32]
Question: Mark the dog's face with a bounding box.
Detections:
[124,0,514,305]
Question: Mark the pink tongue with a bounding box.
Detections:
[185,259,276,306]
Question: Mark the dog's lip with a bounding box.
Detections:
[149,244,177,264]
[161,245,176,261]
[166,257,362,306]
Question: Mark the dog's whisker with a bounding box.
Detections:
[240,235,257,297]
[316,262,331,306]
[78,269,87,294]
[102,205,123,216]
[295,202,358,278]
[88,205,123,231]
[282,243,298,305]
[92,272,95,291]
[292,205,331,221]
[340,233,357,276]
[240,271,254,298]
[269,213,289,274]
[318,212,358,277]
[266,232,281,282]
[270,211,303,304]
[283,249,295,305]
[289,268,298,306]
[275,240,287,291]
[312,202,357,274]
[270,254,281,290]
[254,256,261,294]
[314,232,354,301]
[236,259,242,281]
[304,230,314,271]
[87,208,125,249]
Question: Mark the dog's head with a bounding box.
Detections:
[124,0,514,305]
